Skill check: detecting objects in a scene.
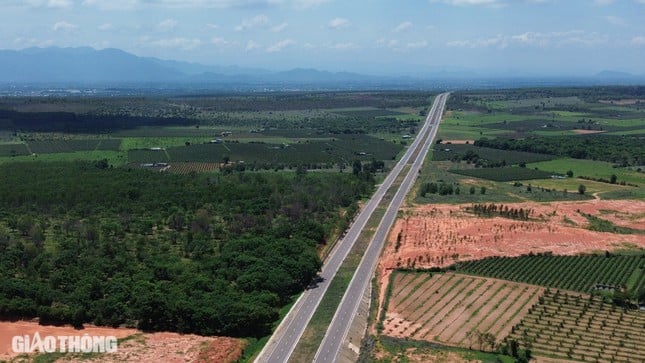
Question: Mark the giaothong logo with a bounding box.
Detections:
[12,332,118,353]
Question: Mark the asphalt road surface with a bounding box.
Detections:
[313,93,448,362]
[254,93,449,363]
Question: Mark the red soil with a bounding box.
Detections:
[0,321,244,362]
[376,199,645,313]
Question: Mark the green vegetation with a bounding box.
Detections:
[0,161,375,337]
[449,167,555,182]
[582,213,645,235]
[416,87,645,203]
[507,289,645,363]
[475,136,643,167]
[374,336,515,363]
[453,253,645,298]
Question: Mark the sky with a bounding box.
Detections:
[1,0,645,76]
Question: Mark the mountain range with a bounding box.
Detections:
[0,47,643,88]
[0,47,385,85]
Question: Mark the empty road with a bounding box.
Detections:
[255,93,449,363]
[313,92,448,362]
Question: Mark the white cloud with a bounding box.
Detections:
[303,42,315,49]
[331,42,358,50]
[631,36,645,46]
[429,0,504,6]
[211,37,229,46]
[448,30,608,48]
[407,40,428,49]
[293,0,330,8]
[148,37,201,50]
[52,21,77,32]
[235,14,270,31]
[98,23,113,31]
[393,21,413,33]
[267,39,295,52]
[47,0,72,8]
[328,17,350,29]
[605,15,626,26]
[205,23,220,29]
[271,22,288,32]
[156,18,178,32]
[594,0,616,5]
[82,0,138,10]
[245,40,260,51]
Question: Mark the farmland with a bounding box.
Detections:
[508,289,645,363]
[369,87,645,363]
[381,272,544,348]
[454,254,645,296]
[448,167,555,182]
[0,92,422,170]
[419,87,645,203]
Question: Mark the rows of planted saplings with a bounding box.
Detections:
[506,289,645,363]
[454,253,645,295]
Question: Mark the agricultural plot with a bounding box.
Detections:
[165,162,219,174]
[129,135,402,166]
[332,109,407,118]
[382,272,543,348]
[454,254,645,296]
[0,143,29,157]
[27,139,122,154]
[508,289,645,363]
[128,149,169,163]
[449,167,555,181]
[433,144,555,165]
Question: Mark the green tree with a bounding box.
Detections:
[610,174,617,184]
[578,184,586,195]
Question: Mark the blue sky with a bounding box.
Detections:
[2,0,645,76]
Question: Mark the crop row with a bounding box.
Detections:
[27,139,122,154]
[448,167,555,182]
[128,135,402,165]
[454,254,645,295]
[433,144,555,165]
[508,289,645,363]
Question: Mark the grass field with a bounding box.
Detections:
[0,150,127,166]
[528,158,644,186]
[448,167,556,182]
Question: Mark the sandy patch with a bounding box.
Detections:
[0,321,244,363]
[572,129,605,134]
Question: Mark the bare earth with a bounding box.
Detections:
[0,321,244,363]
[377,199,645,314]
[598,99,645,105]
[572,129,605,134]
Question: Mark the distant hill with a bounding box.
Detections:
[0,47,380,85]
[0,47,185,83]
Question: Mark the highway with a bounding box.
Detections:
[313,92,448,363]
[254,93,449,363]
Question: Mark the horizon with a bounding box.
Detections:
[2,0,645,77]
